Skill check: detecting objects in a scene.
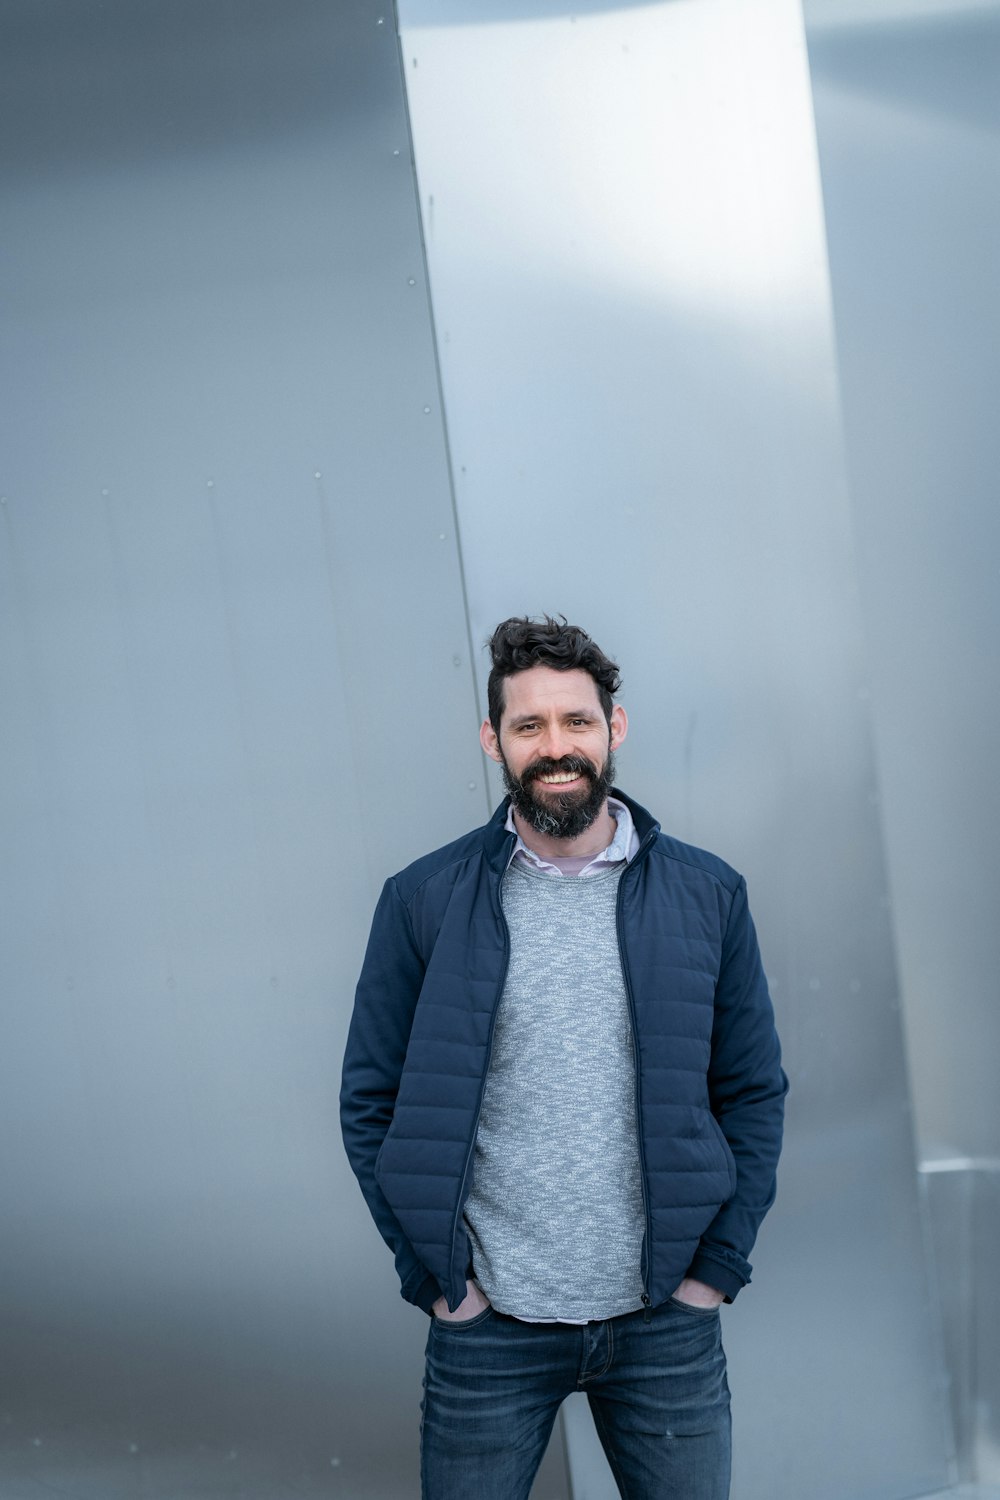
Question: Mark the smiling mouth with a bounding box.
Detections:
[536,771,584,785]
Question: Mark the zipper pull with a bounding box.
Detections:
[641,1292,651,1324]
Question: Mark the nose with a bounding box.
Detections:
[538,725,574,763]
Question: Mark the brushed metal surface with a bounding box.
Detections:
[397,1,952,1496]
[3,0,988,1496]
[803,0,1000,1167]
[0,3,491,1496]
[922,1164,1000,1484]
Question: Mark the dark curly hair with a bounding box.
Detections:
[486,615,622,732]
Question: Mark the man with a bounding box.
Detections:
[341,616,786,1500]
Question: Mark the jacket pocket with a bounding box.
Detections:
[706,1111,737,1197]
[373,1127,393,1187]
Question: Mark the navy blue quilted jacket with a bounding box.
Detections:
[340,790,786,1314]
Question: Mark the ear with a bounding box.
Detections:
[480,717,504,764]
[609,703,628,752]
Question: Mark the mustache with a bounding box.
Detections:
[520,755,597,787]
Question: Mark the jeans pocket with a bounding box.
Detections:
[431,1305,494,1332]
[668,1295,721,1318]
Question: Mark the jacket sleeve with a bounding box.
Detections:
[686,876,788,1301]
[340,877,441,1313]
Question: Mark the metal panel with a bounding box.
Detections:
[0,4,490,1496]
[397,1,952,1496]
[922,1164,1000,1484]
[803,0,1000,1165]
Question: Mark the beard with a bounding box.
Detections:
[501,749,616,841]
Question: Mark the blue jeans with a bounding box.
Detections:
[421,1298,731,1499]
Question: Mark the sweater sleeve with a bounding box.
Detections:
[340,877,441,1313]
[687,877,788,1301]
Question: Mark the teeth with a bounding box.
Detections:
[539,772,580,784]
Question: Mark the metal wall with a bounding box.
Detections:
[1,4,485,1495]
[803,0,1000,1165]
[921,1164,1000,1483]
[397,1,951,1496]
[1,0,981,1497]
[804,6,1000,1479]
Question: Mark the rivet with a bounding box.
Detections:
[207,479,214,489]
[423,405,431,414]
[468,782,476,791]
[393,149,400,157]
[314,471,322,480]
[101,488,110,497]
[408,277,416,285]
[438,532,446,541]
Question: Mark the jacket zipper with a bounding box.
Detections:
[447,871,511,1308]
[616,832,657,1315]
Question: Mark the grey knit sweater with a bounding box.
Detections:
[463,860,646,1320]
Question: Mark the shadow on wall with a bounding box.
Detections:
[805,8,1000,135]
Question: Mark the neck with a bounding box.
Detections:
[511,800,617,862]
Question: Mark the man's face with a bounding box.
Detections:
[480,666,628,840]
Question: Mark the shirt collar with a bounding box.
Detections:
[503,795,638,877]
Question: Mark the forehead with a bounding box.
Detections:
[501,665,604,720]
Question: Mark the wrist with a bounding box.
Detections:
[674,1276,725,1309]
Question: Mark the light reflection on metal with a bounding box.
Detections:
[397,2,954,1497]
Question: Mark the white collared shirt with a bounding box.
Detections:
[504,795,640,877]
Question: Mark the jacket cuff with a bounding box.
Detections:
[686,1250,748,1303]
[406,1272,442,1315]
